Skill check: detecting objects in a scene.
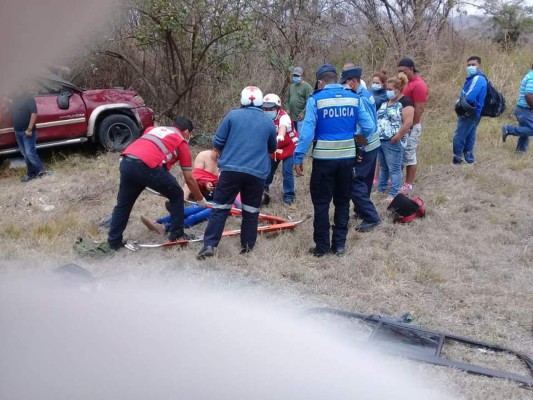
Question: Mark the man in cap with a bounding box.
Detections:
[397,57,429,193]
[287,66,313,133]
[197,86,277,259]
[294,64,375,257]
[107,117,207,250]
[340,67,381,232]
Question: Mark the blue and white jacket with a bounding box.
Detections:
[462,70,488,117]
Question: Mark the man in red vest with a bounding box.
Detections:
[107,117,207,249]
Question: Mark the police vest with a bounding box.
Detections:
[357,87,380,153]
[312,88,359,160]
[123,126,186,168]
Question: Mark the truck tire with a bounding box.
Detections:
[97,114,139,152]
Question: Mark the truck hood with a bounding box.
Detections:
[83,89,139,105]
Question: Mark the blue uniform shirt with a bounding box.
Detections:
[294,83,375,164]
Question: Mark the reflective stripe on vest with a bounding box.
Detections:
[312,139,356,160]
[140,131,184,163]
[364,131,381,152]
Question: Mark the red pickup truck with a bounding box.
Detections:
[0,74,154,156]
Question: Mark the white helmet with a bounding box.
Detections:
[262,93,281,108]
[240,86,263,107]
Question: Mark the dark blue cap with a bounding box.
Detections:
[339,67,363,84]
[316,64,337,80]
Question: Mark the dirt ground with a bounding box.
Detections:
[0,117,532,398]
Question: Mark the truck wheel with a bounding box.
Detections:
[97,114,139,152]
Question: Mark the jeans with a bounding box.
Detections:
[507,107,533,152]
[377,140,404,197]
[265,156,295,203]
[310,158,354,253]
[157,206,212,230]
[203,171,265,251]
[452,115,481,163]
[108,157,185,247]
[351,148,380,224]
[15,129,43,176]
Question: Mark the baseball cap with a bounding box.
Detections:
[292,67,303,76]
[397,57,418,73]
[339,67,362,84]
[316,64,337,80]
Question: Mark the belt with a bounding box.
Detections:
[122,155,144,163]
[517,105,531,111]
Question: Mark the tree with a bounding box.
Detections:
[481,0,533,48]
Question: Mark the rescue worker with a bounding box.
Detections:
[107,117,207,249]
[294,64,375,257]
[340,67,381,232]
[262,93,299,206]
[197,86,277,259]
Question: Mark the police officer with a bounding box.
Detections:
[340,67,381,232]
[294,64,375,257]
[107,117,207,250]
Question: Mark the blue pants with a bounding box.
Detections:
[157,206,212,230]
[265,156,295,204]
[108,157,185,247]
[377,140,404,197]
[15,129,43,177]
[507,107,533,152]
[203,171,265,251]
[351,148,380,224]
[452,115,481,164]
[310,158,354,253]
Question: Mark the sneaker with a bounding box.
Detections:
[308,247,331,258]
[168,232,198,242]
[197,245,215,259]
[355,220,381,233]
[20,175,34,183]
[36,170,47,178]
[372,177,378,185]
[330,246,345,256]
[108,240,126,251]
[502,125,509,143]
[399,183,413,195]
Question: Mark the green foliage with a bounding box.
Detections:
[482,0,533,48]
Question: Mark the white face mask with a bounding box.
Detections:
[386,90,397,100]
[371,83,382,91]
[342,84,351,90]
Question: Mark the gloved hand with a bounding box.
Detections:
[197,197,208,208]
[276,134,285,142]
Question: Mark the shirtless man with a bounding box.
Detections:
[184,148,219,200]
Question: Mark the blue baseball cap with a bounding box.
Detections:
[339,67,363,84]
[316,64,337,80]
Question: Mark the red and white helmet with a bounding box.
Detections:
[262,93,281,108]
[240,86,263,107]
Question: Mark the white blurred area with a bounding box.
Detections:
[0,272,452,399]
[0,0,113,94]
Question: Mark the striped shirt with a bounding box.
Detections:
[517,70,533,108]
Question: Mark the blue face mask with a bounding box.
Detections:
[371,83,383,91]
[264,110,277,120]
[292,76,302,84]
[386,90,396,100]
[466,66,477,76]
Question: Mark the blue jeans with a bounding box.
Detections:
[15,129,43,176]
[507,107,533,152]
[351,147,380,223]
[452,115,481,163]
[265,156,295,203]
[310,158,354,253]
[377,140,404,197]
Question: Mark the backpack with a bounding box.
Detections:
[387,194,426,223]
[481,77,506,117]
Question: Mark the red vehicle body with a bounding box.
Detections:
[0,74,154,156]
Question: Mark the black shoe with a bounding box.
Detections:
[168,232,197,242]
[20,175,34,183]
[355,220,381,233]
[240,245,253,254]
[502,125,509,143]
[331,246,345,256]
[36,170,47,178]
[197,246,215,260]
[308,247,330,258]
[108,240,126,251]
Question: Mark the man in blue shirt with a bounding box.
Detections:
[294,64,375,257]
[502,64,533,152]
[340,67,381,233]
[452,56,487,164]
[198,86,277,259]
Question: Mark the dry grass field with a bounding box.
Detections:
[0,110,532,398]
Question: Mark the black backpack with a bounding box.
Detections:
[481,76,506,117]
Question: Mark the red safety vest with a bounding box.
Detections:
[123,126,186,169]
[270,109,299,161]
